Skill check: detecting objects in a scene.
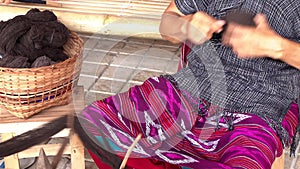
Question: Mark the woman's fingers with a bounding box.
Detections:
[187,12,226,44]
[254,14,270,30]
[1,0,12,4]
[210,20,226,34]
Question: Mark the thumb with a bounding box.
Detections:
[210,20,226,34]
[254,14,270,29]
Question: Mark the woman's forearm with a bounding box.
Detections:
[160,11,225,45]
[159,0,225,44]
[159,12,191,44]
[278,38,300,70]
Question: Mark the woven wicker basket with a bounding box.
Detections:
[0,32,83,118]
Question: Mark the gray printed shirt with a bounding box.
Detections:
[167,0,300,142]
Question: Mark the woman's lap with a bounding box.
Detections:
[80,76,297,169]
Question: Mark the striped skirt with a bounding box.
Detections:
[80,77,298,169]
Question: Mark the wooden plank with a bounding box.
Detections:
[2,133,20,169]
[70,132,85,169]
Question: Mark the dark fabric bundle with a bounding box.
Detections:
[0,8,70,68]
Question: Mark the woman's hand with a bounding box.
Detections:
[222,14,300,70]
[182,11,226,45]
[1,0,12,4]
[160,0,225,45]
[222,14,284,59]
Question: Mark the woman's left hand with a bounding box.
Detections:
[222,14,283,59]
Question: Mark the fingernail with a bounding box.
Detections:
[217,20,226,26]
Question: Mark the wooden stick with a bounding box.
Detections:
[50,137,69,169]
[119,133,142,169]
[51,114,73,169]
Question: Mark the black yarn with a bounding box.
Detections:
[5,56,31,68]
[0,8,70,68]
[0,54,16,67]
[31,55,52,68]
[43,47,69,62]
[25,8,57,22]
[0,17,32,55]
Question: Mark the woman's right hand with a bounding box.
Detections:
[182,11,225,45]
[1,0,12,4]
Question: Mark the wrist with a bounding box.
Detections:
[160,13,190,43]
[269,36,285,60]
[179,15,193,41]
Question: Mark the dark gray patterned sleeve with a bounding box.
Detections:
[174,0,198,15]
